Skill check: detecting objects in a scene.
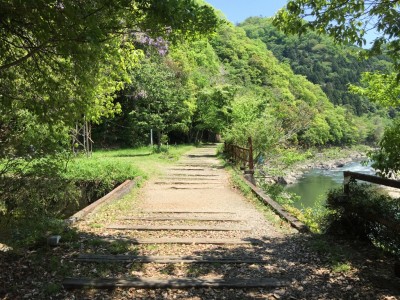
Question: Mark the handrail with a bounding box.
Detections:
[343,171,400,194]
[343,171,400,233]
[224,137,254,175]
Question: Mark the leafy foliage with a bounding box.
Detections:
[349,72,400,176]
[325,183,400,256]
[239,17,391,115]
[273,0,400,78]
[370,118,400,177]
[350,72,400,108]
[0,0,219,161]
[208,23,371,152]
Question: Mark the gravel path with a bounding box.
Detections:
[60,146,399,299]
[1,146,398,299]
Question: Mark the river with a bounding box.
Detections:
[286,160,375,209]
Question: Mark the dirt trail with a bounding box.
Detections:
[136,145,282,240]
[62,145,400,299]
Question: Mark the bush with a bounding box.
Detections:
[325,182,400,256]
[0,176,80,221]
[260,182,300,206]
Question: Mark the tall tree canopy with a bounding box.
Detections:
[0,0,218,176]
[273,0,400,77]
[0,0,218,124]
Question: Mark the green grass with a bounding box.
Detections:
[65,145,195,181]
[332,261,352,273]
[0,144,194,250]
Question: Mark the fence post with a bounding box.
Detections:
[243,137,255,185]
[343,171,351,196]
[248,137,254,174]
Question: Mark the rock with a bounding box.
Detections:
[277,177,288,185]
[336,162,345,167]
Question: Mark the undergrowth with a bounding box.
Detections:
[325,182,400,256]
[0,144,195,250]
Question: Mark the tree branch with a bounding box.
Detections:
[0,46,43,72]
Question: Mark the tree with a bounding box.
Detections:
[273,0,400,77]
[349,72,400,176]
[239,17,391,115]
[0,0,218,125]
[127,56,193,148]
[0,0,219,168]
[349,72,400,107]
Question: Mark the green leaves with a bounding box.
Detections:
[349,72,400,108]
[273,0,400,77]
[370,118,400,177]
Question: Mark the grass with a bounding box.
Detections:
[1,144,195,247]
[332,261,352,273]
[65,144,195,181]
[85,239,139,255]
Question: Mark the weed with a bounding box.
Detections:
[47,259,73,277]
[43,283,62,295]
[146,244,159,251]
[108,240,130,254]
[89,223,103,229]
[332,261,352,273]
[128,245,140,255]
[48,256,60,272]
[87,238,107,247]
[93,262,125,277]
[308,236,354,272]
[187,265,203,277]
[61,228,79,243]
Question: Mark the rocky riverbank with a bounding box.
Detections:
[275,150,367,185]
[268,148,400,199]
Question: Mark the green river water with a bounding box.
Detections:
[286,160,374,209]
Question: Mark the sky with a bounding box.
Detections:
[205,0,288,24]
[205,0,377,47]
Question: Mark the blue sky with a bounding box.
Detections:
[205,0,288,24]
[205,0,377,47]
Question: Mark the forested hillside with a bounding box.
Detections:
[239,17,392,116]
[94,21,388,151]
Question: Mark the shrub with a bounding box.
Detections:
[325,182,400,256]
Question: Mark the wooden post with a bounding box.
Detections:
[343,171,351,196]
[243,137,255,185]
[248,137,254,174]
[234,146,237,164]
